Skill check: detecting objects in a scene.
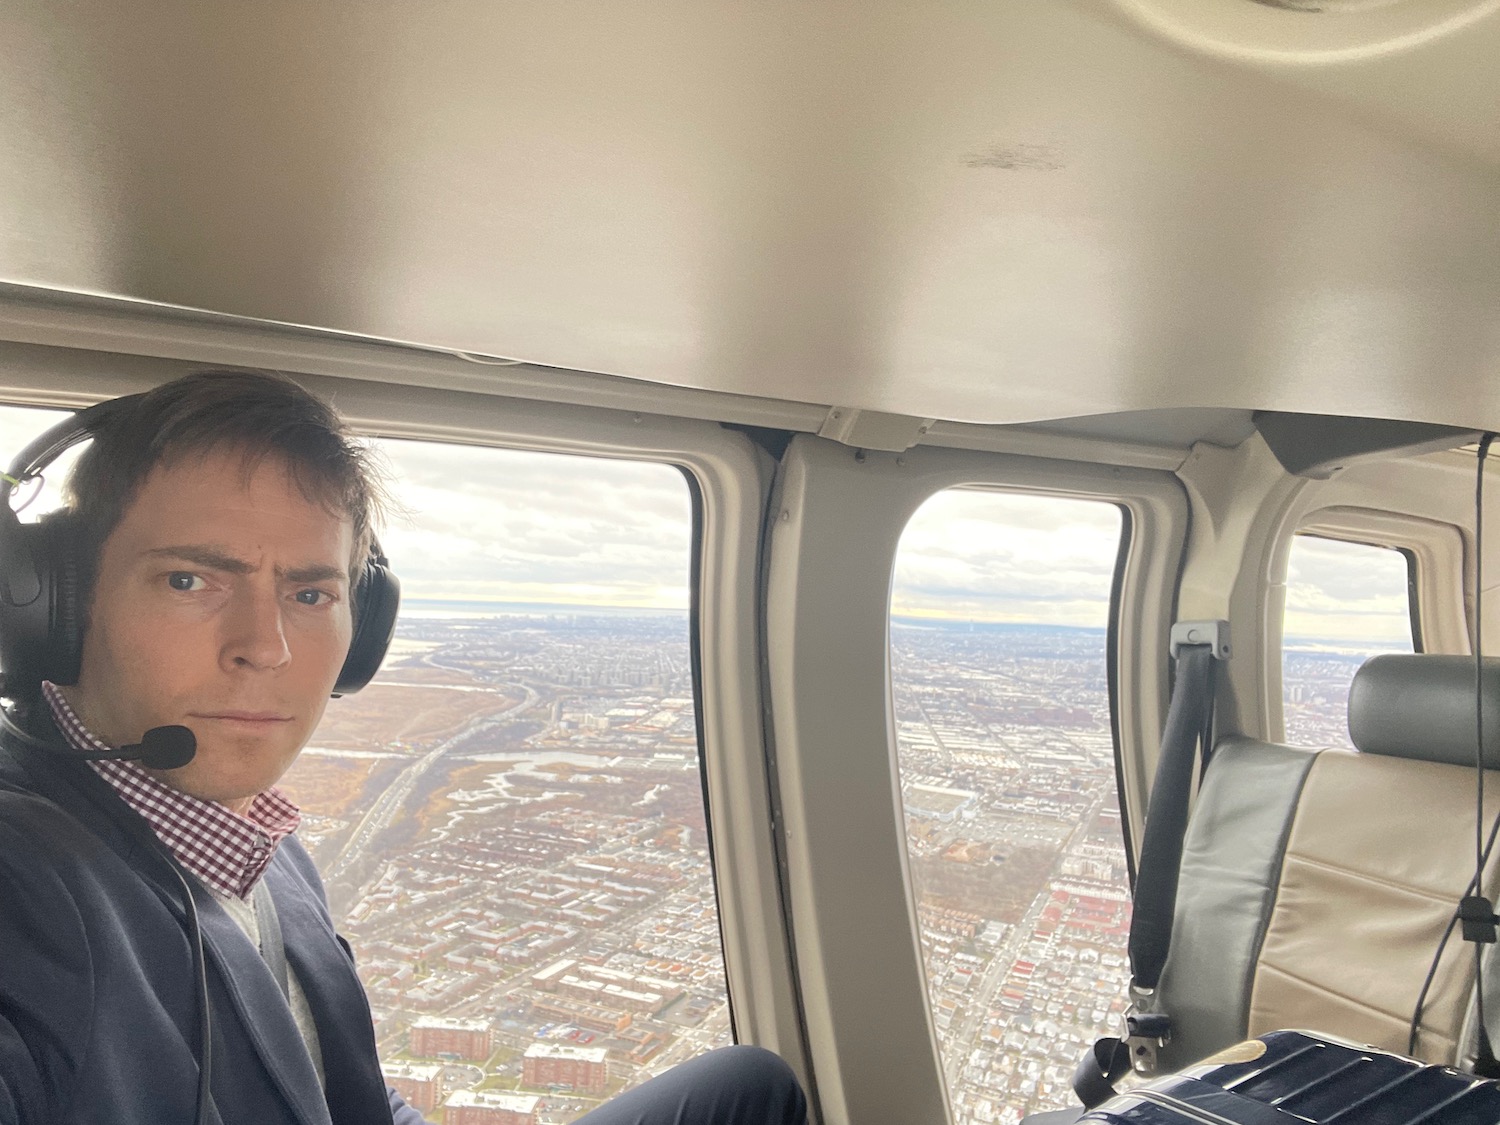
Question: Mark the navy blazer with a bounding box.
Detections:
[0,719,428,1125]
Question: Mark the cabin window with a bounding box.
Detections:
[890,488,1128,1124]
[0,405,725,1123]
[297,439,720,1121]
[1282,534,1417,749]
[0,404,74,510]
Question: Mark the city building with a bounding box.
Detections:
[529,994,633,1034]
[381,1062,444,1114]
[531,957,575,991]
[444,1089,541,1125]
[410,1015,493,1060]
[522,1042,610,1091]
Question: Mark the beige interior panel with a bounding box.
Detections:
[5,2,1500,431]
[1250,749,1500,1062]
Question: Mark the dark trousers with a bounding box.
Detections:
[574,1046,807,1125]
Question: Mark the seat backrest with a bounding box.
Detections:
[1155,654,1500,1070]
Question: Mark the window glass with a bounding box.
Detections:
[292,440,724,1123]
[0,406,727,1123]
[891,489,1127,1124]
[1282,534,1416,749]
[0,404,74,515]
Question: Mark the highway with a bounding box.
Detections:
[943,789,1105,1090]
[323,683,540,887]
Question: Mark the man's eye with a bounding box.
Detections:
[294,589,331,606]
[166,572,204,592]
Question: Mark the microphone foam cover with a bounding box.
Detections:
[138,725,197,771]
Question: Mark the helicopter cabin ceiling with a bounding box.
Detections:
[2,1,1499,434]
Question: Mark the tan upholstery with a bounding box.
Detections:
[1248,748,1500,1064]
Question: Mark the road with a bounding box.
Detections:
[322,683,540,887]
[942,790,1104,1089]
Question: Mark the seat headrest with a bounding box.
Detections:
[1348,653,1500,767]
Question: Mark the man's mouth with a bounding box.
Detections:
[190,711,295,725]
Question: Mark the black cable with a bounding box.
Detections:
[1481,435,1493,889]
[165,862,214,1125]
[1409,806,1500,1056]
[1407,434,1498,1063]
[1476,435,1497,1073]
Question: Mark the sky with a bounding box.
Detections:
[1282,535,1413,647]
[892,490,1120,626]
[0,403,1411,644]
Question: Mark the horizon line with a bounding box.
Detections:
[401,599,1409,645]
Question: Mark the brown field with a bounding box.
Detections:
[911,843,1056,924]
[310,683,525,750]
[374,662,488,687]
[279,753,407,820]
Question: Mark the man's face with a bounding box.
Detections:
[68,449,354,810]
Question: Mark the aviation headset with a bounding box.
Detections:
[0,391,401,699]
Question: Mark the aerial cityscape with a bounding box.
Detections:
[279,604,1372,1125]
[281,608,727,1125]
[892,621,1130,1124]
[1282,641,1409,750]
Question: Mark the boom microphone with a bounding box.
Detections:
[120,725,198,770]
[0,710,198,770]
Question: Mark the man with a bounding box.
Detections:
[0,371,807,1125]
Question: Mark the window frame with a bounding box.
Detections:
[761,437,1186,1125]
[1269,506,1468,742]
[0,357,812,1101]
[887,486,1136,1114]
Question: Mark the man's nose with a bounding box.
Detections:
[221,585,292,672]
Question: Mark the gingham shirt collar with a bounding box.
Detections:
[42,681,301,900]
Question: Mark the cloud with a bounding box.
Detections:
[1283,536,1413,645]
[0,406,1418,644]
[891,490,1122,625]
[375,439,693,606]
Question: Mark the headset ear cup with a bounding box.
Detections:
[0,510,84,692]
[335,553,400,695]
[43,513,85,686]
[0,506,47,694]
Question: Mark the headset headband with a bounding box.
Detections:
[1,397,139,510]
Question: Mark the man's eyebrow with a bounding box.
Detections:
[282,563,348,586]
[144,546,349,586]
[145,545,254,574]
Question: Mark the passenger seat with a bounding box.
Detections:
[1155,653,1500,1071]
[1023,653,1500,1124]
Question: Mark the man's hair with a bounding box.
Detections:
[63,370,390,598]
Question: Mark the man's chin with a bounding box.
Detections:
[146,755,296,811]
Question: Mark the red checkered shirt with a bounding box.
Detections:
[42,682,301,900]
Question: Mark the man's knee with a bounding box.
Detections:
[573,1044,808,1125]
[697,1045,807,1121]
[711,1044,800,1086]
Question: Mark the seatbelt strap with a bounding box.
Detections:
[251,880,291,1001]
[1072,622,1227,1109]
[1128,642,1219,994]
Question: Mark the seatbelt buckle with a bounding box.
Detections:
[1124,985,1171,1075]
